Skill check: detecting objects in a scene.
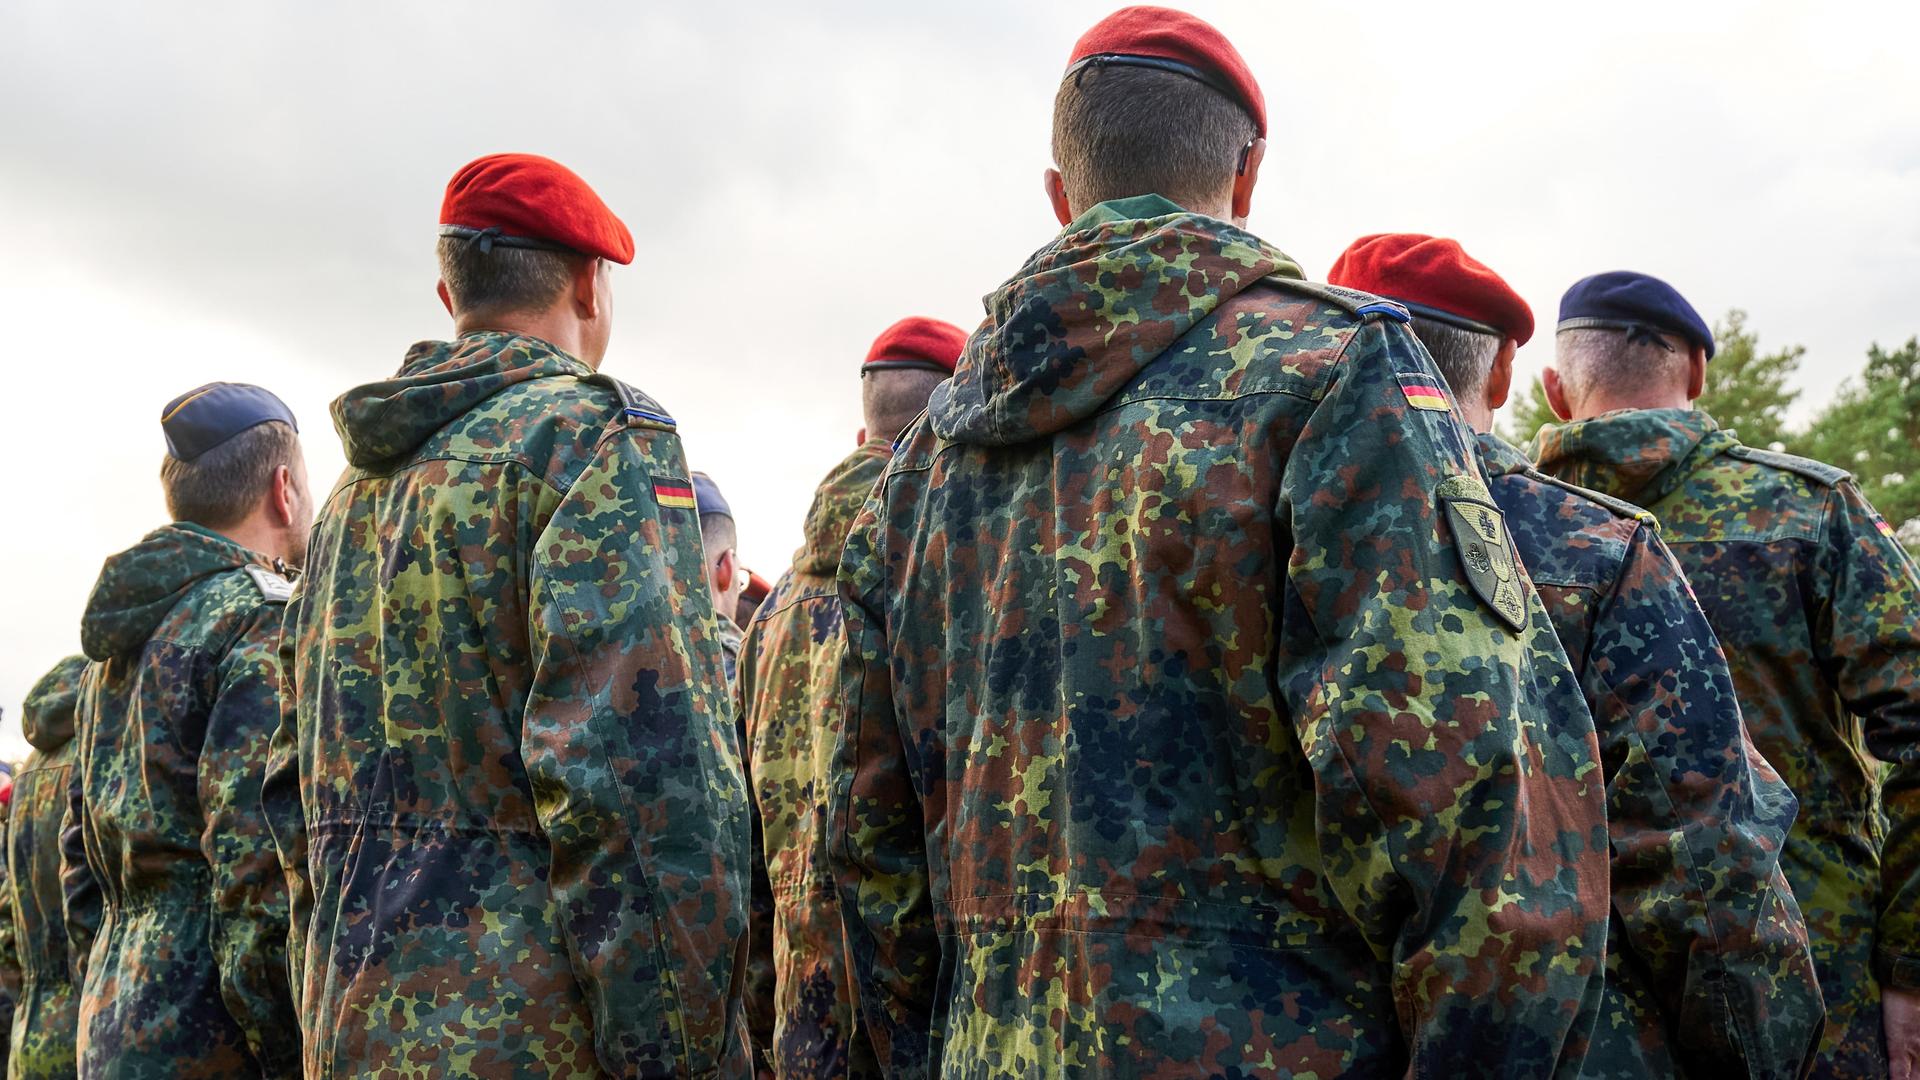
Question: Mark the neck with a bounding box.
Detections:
[210,513,289,565]
[454,309,592,369]
[1570,387,1693,421]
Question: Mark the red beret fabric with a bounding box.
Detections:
[1326,233,1535,345]
[440,153,635,265]
[1069,6,1265,137]
[862,316,970,375]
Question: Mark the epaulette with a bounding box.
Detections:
[244,564,295,603]
[1521,466,1660,531]
[583,372,677,433]
[1724,444,1850,487]
[1261,277,1411,323]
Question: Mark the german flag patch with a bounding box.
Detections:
[653,477,697,510]
[1877,517,1898,538]
[1398,373,1451,412]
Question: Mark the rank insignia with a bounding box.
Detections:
[652,477,697,510]
[1436,474,1527,631]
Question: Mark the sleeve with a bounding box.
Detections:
[260,588,312,1021]
[522,422,752,1077]
[732,625,778,1079]
[199,607,301,1078]
[0,809,21,1003]
[59,699,100,987]
[1274,319,1612,1076]
[827,482,938,1075]
[1814,483,1920,989]
[1587,525,1824,1076]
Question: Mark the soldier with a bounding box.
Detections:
[1329,234,1825,1077]
[736,316,964,1078]
[3,655,88,1080]
[62,383,306,1077]
[261,153,751,1078]
[827,8,1613,1077]
[1532,271,1920,1079]
[692,472,747,682]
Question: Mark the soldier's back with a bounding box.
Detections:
[285,330,751,1078]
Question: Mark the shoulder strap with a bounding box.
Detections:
[582,372,678,433]
[1262,277,1410,323]
[1521,467,1660,530]
[1724,444,1851,487]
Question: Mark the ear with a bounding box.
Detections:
[436,279,455,316]
[1686,346,1708,401]
[570,257,602,320]
[1230,138,1266,221]
[271,465,297,527]
[1044,168,1073,227]
[714,548,736,595]
[1542,365,1573,421]
[1486,339,1517,411]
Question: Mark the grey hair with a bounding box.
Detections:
[1408,317,1501,405]
[1553,326,1690,406]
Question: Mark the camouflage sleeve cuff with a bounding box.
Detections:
[1875,944,1920,991]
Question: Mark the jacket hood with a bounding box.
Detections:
[930,194,1302,447]
[1531,408,1736,505]
[22,654,87,752]
[795,440,891,575]
[80,523,260,661]
[333,330,591,465]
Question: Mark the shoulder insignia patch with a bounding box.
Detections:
[244,564,295,603]
[1436,474,1527,632]
[1876,516,1898,538]
[652,476,697,510]
[1398,372,1452,412]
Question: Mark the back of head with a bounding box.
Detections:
[436,238,579,321]
[1554,327,1692,410]
[1053,7,1264,215]
[1052,66,1254,213]
[1408,317,1502,405]
[860,316,968,443]
[161,420,300,529]
[1552,271,1714,417]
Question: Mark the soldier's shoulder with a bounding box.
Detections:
[1722,444,1851,488]
[1489,470,1642,590]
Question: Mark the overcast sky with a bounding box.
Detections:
[1,1,1916,760]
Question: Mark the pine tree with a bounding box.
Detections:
[1801,337,1920,548]
[1696,310,1804,451]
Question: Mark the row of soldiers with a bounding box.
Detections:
[1,4,1916,1078]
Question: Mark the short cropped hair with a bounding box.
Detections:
[436,236,577,316]
[862,367,945,444]
[160,420,298,529]
[699,511,737,561]
[1409,317,1502,405]
[1051,64,1258,213]
[1555,326,1690,406]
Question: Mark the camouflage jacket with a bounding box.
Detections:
[737,439,890,1079]
[1534,407,1920,1077]
[5,655,88,1080]
[62,523,299,1078]
[263,330,752,1078]
[828,195,1613,1078]
[1478,433,1823,1077]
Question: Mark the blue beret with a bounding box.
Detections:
[692,473,731,520]
[1557,271,1715,359]
[160,382,298,461]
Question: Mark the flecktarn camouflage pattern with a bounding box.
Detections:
[263,330,751,1078]
[828,194,1613,1078]
[1478,432,1824,1078]
[4,655,89,1080]
[737,439,890,1079]
[1535,407,1920,1078]
[65,523,300,1078]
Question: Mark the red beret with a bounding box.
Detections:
[1326,233,1535,346]
[439,153,634,266]
[862,316,969,375]
[743,571,773,604]
[1067,6,1265,137]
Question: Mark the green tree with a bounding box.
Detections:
[1696,309,1803,451]
[1498,376,1559,448]
[1801,337,1920,548]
